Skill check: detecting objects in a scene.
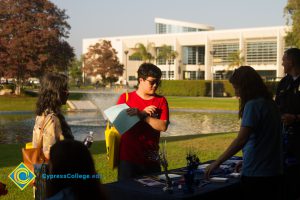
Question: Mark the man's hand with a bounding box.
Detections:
[281,113,297,125]
[204,161,220,180]
[234,160,243,173]
[143,105,157,117]
[127,108,148,120]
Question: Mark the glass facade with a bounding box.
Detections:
[245,38,277,65]
[212,40,239,65]
[161,71,167,79]
[182,46,205,65]
[183,71,196,80]
[161,71,174,79]
[168,71,174,79]
[257,70,276,80]
[156,47,175,65]
[128,76,137,81]
[156,23,202,34]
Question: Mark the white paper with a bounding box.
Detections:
[103,103,140,134]
[209,177,228,183]
[158,174,182,180]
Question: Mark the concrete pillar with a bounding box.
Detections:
[276,30,284,78]
[204,34,213,80]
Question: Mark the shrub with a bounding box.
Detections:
[157,80,235,97]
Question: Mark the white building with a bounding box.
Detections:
[82,18,288,86]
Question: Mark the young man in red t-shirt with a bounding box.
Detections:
[117,63,169,180]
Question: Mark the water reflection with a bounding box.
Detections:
[0,111,240,144]
[162,112,239,136]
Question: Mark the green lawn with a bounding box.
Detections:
[0,132,240,200]
[167,96,238,110]
[0,96,36,111]
[0,95,238,111]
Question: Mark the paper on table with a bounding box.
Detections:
[158,174,182,180]
[209,177,228,183]
[103,103,140,134]
[135,178,164,186]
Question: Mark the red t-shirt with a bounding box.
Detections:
[117,91,169,166]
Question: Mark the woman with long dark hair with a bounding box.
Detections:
[32,73,73,160]
[46,140,106,200]
[204,66,283,199]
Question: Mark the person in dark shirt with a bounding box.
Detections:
[275,48,300,200]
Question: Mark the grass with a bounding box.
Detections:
[0,132,240,200]
[0,95,238,112]
[0,96,36,111]
[166,96,238,110]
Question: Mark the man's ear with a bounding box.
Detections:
[138,77,143,83]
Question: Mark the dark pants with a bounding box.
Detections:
[118,160,161,181]
[284,164,300,200]
[241,175,283,200]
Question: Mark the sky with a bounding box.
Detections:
[50,0,288,57]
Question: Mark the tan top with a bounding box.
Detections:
[32,112,64,158]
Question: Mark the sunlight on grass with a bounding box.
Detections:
[0,133,240,200]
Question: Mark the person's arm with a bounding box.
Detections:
[144,116,168,132]
[127,97,169,132]
[204,126,252,180]
[127,108,168,132]
[281,113,299,125]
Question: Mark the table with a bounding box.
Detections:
[104,164,242,200]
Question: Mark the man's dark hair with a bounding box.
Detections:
[137,63,162,83]
[285,48,300,68]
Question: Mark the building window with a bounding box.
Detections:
[257,70,276,80]
[128,76,137,81]
[129,55,142,61]
[246,39,277,65]
[212,40,239,65]
[156,47,175,65]
[183,71,196,80]
[168,71,174,79]
[182,46,205,65]
[156,23,167,34]
[161,71,167,79]
[156,23,201,34]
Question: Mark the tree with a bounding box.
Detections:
[130,43,155,63]
[228,50,245,70]
[0,0,74,94]
[284,0,300,48]
[68,56,83,85]
[83,40,124,86]
[157,44,178,80]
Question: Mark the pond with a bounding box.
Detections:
[0,110,240,144]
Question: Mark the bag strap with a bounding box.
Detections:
[106,91,129,128]
[125,91,128,102]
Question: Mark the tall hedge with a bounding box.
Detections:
[157,80,278,97]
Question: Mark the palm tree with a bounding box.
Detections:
[223,50,244,79]
[228,50,245,70]
[157,45,178,80]
[130,43,155,63]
